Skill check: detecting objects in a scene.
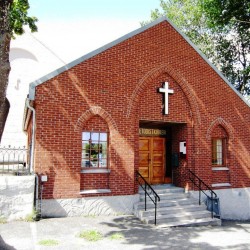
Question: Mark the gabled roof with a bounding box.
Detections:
[28,16,249,108]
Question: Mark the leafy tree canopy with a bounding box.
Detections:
[0,0,37,139]
[10,0,38,36]
[143,0,250,96]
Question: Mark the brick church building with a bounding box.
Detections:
[23,17,250,219]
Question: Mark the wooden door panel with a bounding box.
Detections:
[153,139,164,151]
[153,154,163,163]
[138,168,149,178]
[139,138,150,182]
[152,166,163,177]
[139,139,150,151]
[139,152,149,164]
[151,167,164,184]
[151,138,165,184]
[139,137,166,184]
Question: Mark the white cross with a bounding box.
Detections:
[159,82,174,115]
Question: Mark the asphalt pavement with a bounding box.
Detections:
[0,215,250,250]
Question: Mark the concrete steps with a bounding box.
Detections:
[134,185,221,227]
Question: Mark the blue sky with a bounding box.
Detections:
[29,0,160,22]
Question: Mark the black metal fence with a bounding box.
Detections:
[0,146,29,175]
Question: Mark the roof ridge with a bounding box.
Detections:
[28,16,250,108]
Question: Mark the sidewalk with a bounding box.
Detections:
[0,215,250,250]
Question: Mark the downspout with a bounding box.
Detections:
[26,99,40,219]
[34,173,40,218]
[26,99,36,173]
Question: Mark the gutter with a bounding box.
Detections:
[24,98,36,173]
[23,97,40,219]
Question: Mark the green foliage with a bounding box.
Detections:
[0,216,7,224]
[84,214,97,218]
[38,239,59,246]
[10,0,38,36]
[24,208,38,222]
[141,0,209,52]
[78,230,103,241]
[109,232,124,240]
[203,0,250,95]
[143,0,250,96]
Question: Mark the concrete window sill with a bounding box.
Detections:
[79,189,111,194]
[211,183,231,188]
[81,169,111,174]
[212,167,229,171]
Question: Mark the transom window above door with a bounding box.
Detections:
[82,132,108,168]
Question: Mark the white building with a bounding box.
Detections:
[1,20,139,147]
[1,32,65,147]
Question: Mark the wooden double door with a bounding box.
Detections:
[139,137,166,184]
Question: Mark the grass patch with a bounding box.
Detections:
[38,239,59,246]
[24,208,39,222]
[109,232,124,240]
[84,214,96,218]
[0,217,7,224]
[78,230,103,242]
[24,213,34,222]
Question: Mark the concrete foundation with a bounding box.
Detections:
[190,187,250,220]
[41,194,140,218]
[0,176,35,221]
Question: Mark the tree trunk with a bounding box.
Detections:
[0,0,13,141]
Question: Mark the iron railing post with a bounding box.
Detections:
[155,196,157,225]
[199,180,201,205]
[187,169,220,218]
[211,192,214,218]
[136,171,160,225]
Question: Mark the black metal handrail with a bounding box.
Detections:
[136,170,160,225]
[188,169,220,218]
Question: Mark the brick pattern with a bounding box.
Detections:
[212,170,230,184]
[127,63,201,125]
[206,117,234,140]
[80,173,109,190]
[30,21,250,199]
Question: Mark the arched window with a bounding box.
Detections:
[81,115,109,169]
[211,125,228,167]
[82,131,108,168]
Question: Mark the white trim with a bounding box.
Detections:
[212,183,231,187]
[212,167,229,171]
[79,189,111,194]
[81,168,111,174]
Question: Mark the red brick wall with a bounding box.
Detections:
[80,173,109,190]
[31,20,250,199]
[83,115,109,132]
[212,170,230,184]
[211,125,228,138]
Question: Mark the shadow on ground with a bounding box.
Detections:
[0,235,16,250]
[101,216,250,250]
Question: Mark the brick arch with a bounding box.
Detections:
[126,63,201,125]
[206,117,234,140]
[75,106,118,133]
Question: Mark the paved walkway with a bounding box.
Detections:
[0,215,250,250]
